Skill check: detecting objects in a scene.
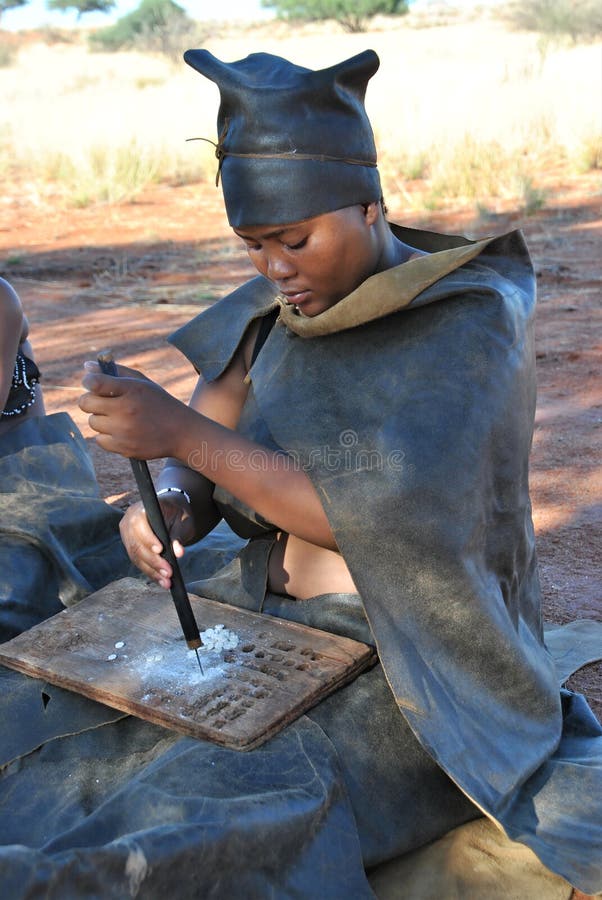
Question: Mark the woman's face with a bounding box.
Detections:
[233,203,380,317]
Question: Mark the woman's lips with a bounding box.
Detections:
[283,290,311,306]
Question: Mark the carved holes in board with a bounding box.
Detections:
[271,641,295,652]
[229,638,330,680]
[174,635,338,732]
[300,647,321,661]
[180,678,272,729]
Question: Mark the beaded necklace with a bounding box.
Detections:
[1,352,39,418]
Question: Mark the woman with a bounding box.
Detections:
[18,49,602,896]
[0,277,129,640]
[103,201,417,601]
[0,276,45,433]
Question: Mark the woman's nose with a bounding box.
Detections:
[266,251,296,281]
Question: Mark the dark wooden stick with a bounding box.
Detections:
[96,351,203,668]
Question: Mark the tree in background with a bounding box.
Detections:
[47,0,116,18]
[90,0,199,60]
[261,0,409,33]
[0,0,28,26]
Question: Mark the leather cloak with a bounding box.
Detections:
[169,222,602,893]
[0,412,132,640]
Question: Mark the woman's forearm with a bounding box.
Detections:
[79,370,338,551]
[173,414,337,551]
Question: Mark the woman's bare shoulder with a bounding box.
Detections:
[188,318,262,430]
[0,278,24,343]
[0,278,24,337]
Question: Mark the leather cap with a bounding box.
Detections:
[184,48,382,227]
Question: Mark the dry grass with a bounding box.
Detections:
[0,16,600,212]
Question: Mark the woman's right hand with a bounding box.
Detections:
[119,496,197,588]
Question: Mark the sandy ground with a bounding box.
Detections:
[1,173,600,720]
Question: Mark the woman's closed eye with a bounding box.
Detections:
[239,234,308,253]
[284,237,308,251]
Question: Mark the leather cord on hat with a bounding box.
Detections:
[187,118,377,187]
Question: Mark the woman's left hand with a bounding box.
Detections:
[79,362,192,460]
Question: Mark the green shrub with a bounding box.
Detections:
[516,174,547,214]
[40,151,77,184]
[38,26,78,44]
[503,0,602,42]
[261,0,409,33]
[35,142,164,207]
[134,75,167,89]
[0,39,17,68]
[379,134,552,214]
[575,132,602,172]
[0,127,12,177]
[164,149,214,187]
[429,136,516,202]
[377,146,430,203]
[47,0,115,15]
[89,0,199,61]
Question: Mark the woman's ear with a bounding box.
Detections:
[362,201,380,226]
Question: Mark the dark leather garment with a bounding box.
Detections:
[170,222,602,893]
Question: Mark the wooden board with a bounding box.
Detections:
[0,577,376,750]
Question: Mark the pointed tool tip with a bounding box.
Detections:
[195,647,204,675]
